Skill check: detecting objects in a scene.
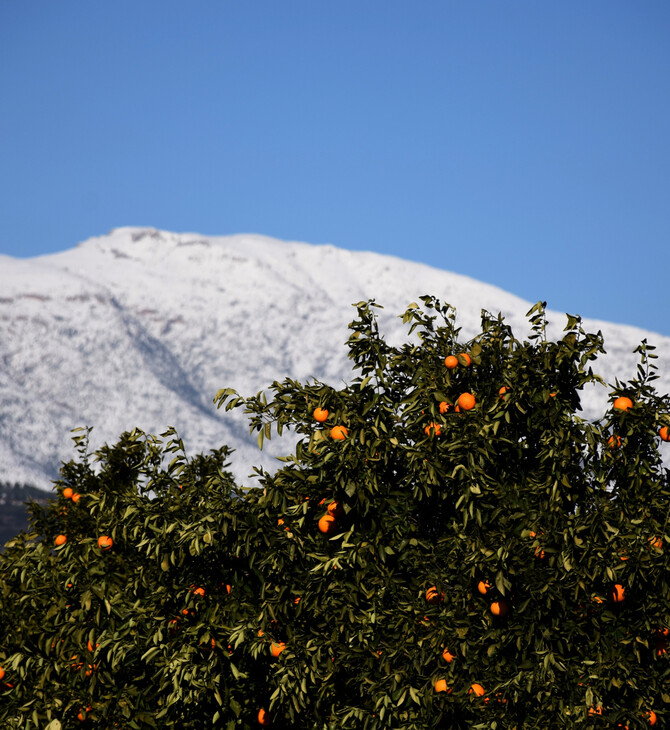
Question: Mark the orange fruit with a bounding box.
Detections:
[327,501,343,518]
[647,710,657,725]
[613,396,633,411]
[270,641,286,658]
[444,355,458,369]
[313,407,329,422]
[441,648,454,663]
[649,536,663,550]
[439,401,451,414]
[425,586,444,605]
[258,707,271,726]
[612,583,625,602]
[434,678,450,693]
[608,435,622,449]
[490,600,509,616]
[318,514,337,534]
[193,587,205,597]
[528,533,545,558]
[498,386,510,399]
[459,352,472,366]
[477,580,490,595]
[330,425,348,440]
[660,426,670,442]
[97,535,113,550]
[469,683,485,697]
[62,487,73,499]
[71,493,81,503]
[424,421,442,436]
[77,706,92,722]
[588,706,603,716]
[457,392,476,411]
[54,534,67,547]
[0,667,4,681]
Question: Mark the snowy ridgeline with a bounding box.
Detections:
[1,227,669,490]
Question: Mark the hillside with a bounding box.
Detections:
[1,227,668,489]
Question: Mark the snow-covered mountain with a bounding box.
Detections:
[1,227,669,490]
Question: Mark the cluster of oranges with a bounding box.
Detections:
[318,499,343,535]
[610,396,670,444]
[424,353,478,436]
[61,486,82,503]
[313,406,349,441]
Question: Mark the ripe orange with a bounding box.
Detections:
[469,683,485,697]
[647,710,657,725]
[441,648,454,663]
[54,534,67,547]
[498,386,510,399]
[434,678,450,693]
[649,536,663,550]
[608,435,622,449]
[330,425,348,440]
[588,706,603,716]
[439,401,451,414]
[318,514,337,535]
[0,667,4,681]
[71,493,81,503]
[459,353,472,366]
[270,641,286,658]
[457,392,476,411]
[490,600,509,616]
[327,501,343,518]
[313,407,329,422]
[97,535,113,550]
[62,487,73,499]
[612,583,625,602]
[529,532,545,558]
[660,427,670,442]
[193,587,205,597]
[424,422,442,436]
[77,706,92,722]
[444,355,458,369]
[257,708,271,726]
[425,586,444,605]
[613,396,633,411]
[477,580,490,595]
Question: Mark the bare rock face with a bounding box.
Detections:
[1,227,668,489]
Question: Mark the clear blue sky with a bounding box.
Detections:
[2,1,669,336]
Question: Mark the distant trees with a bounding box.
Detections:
[1,298,670,729]
[0,481,49,545]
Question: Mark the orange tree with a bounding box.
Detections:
[1,296,670,729]
[0,430,269,729]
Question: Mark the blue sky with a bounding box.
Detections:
[1,1,669,336]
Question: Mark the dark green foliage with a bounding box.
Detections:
[1,298,670,729]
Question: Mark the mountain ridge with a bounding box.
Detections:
[2,227,668,489]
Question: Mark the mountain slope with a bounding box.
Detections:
[1,227,668,489]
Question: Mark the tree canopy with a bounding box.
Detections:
[1,298,669,729]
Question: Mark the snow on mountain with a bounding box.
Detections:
[1,227,668,490]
